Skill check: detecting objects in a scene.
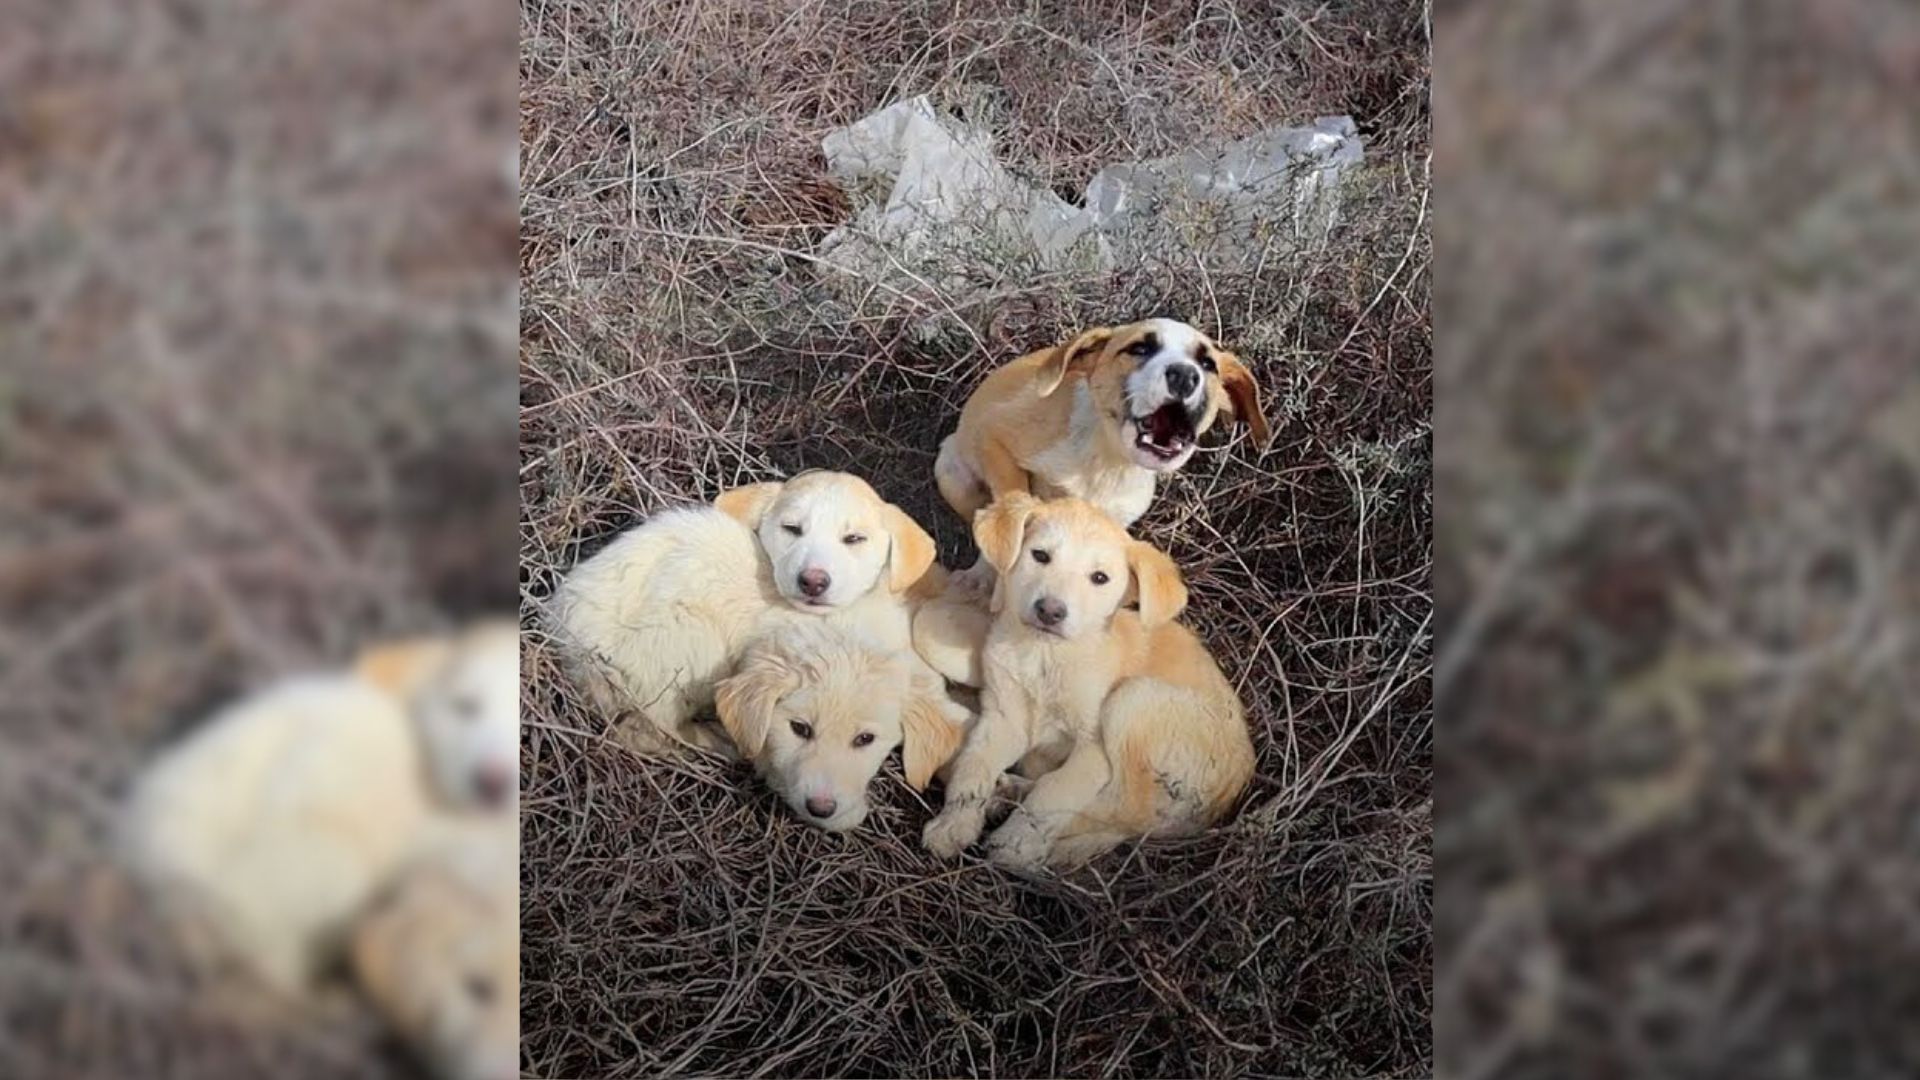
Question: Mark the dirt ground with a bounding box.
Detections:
[519,2,1431,1077]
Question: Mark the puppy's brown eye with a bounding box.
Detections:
[843,533,866,545]
[1198,351,1218,373]
[1090,571,1110,585]
[781,523,803,536]
[852,732,875,748]
[1125,340,1156,357]
[789,719,813,740]
[1031,549,1051,564]
[466,975,494,1004]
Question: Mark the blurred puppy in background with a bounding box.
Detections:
[551,470,946,757]
[713,620,967,832]
[350,824,518,1080]
[119,619,519,999]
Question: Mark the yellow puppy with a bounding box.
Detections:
[714,621,967,832]
[920,494,1255,869]
[934,318,1268,531]
[350,828,518,1080]
[550,471,940,756]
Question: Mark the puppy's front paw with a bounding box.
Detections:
[923,809,983,859]
[984,812,1050,869]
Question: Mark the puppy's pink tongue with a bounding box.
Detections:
[1149,406,1177,442]
[1147,404,1191,447]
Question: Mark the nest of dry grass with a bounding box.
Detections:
[520,2,1431,1076]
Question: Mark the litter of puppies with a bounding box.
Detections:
[549,319,1268,866]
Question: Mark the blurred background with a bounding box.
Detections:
[8,0,1919,1076]
[1437,0,1920,1076]
[0,0,517,1076]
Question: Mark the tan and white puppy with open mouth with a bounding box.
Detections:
[919,494,1255,870]
[551,470,947,758]
[714,620,967,832]
[935,318,1270,535]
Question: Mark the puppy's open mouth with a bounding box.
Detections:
[1133,402,1197,460]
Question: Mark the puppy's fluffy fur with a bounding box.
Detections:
[120,620,519,997]
[714,620,967,832]
[935,318,1268,530]
[550,470,941,759]
[350,822,518,1080]
[919,495,1255,868]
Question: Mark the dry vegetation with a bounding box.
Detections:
[1439,2,1920,1076]
[520,1,1431,1076]
[0,0,516,1075]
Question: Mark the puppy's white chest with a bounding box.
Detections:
[1027,446,1155,527]
[1022,384,1157,526]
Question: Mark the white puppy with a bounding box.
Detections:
[713,621,966,831]
[120,619,519,997]
[550,470,942,757]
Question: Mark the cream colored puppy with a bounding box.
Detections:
[714,620,967,831]
[935,318,1269,531]
[921,495,1255,869]
[350,828,518,1080]
[550,471,938,756]
[120,620,519,997]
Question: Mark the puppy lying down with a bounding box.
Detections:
[918,494,1255,868]
[712,619,968,831]
[350,821,517,1080]
[550,470,943,758]
[119,620,518,998]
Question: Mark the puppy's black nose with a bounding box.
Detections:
[1166,363,1201,399]
[798,568,831,597]
[1033,597,1067,627]
[473,761,512,808]
[805,795,837,819]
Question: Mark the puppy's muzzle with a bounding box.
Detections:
[804,794,838,819]
[797,568,831,599]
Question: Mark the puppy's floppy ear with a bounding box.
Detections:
[355,638,454,699]
[899,677,968,792]
[882,503,938,593]
[712,643,799,758]
[972,492,1036,575]
[348,876,424,1019]
[1033,327,1114,398]
[1214,351,1270,447]
[1126,541,1188,627]
[714,481,784,528]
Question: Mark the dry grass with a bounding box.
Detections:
[520,2,1430,1076]
[1438,2,1920,1076]
[0,0,515,1075]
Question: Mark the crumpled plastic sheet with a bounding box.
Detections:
[1085,114,1365,247]
[817,95,1105,293]
[816,97,1364,294]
